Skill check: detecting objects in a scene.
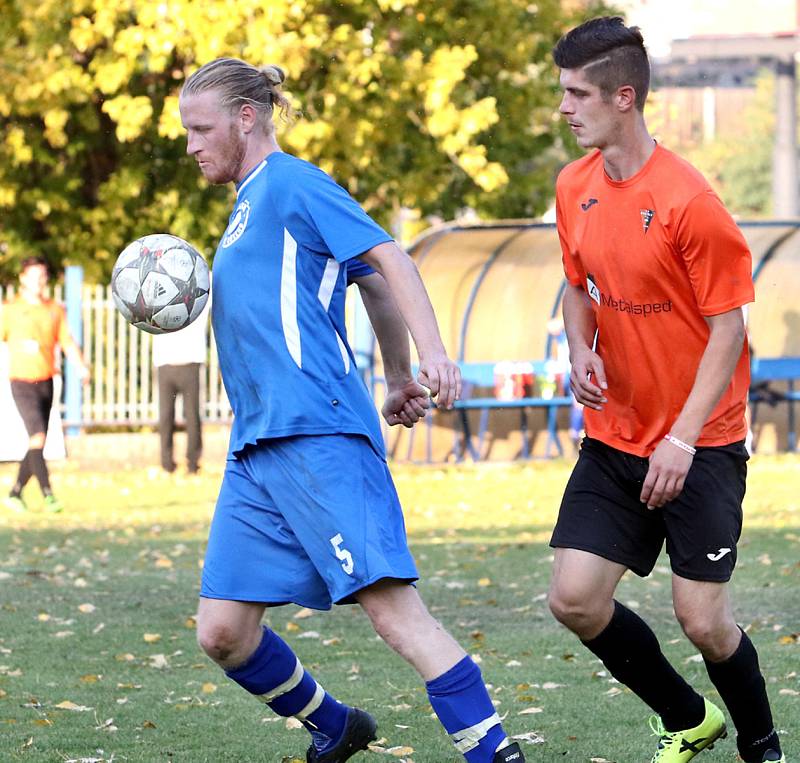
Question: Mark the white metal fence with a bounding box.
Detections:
[0,283,232,426]
[1,281,375,429]
[80,284,231,425]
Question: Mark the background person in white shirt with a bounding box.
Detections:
[152,299,210,474]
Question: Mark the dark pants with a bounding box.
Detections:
[9,378,55,495]
[157,363,202,472]
[10,378,53,437]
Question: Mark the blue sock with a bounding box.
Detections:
[225,626,348,746]
[426,656,509,762]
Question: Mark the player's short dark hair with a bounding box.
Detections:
[19,256,49,275]
[553,16,650,111]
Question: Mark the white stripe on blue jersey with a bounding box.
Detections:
[280,228,302,367]
[317,259,340,310]
[317,259,350,374]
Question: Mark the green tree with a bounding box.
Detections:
[0,0,605,283]
[683,73,774,218]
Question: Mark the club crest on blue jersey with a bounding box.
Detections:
[222,200,251,248]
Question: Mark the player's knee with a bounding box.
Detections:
[196,621,241,664]
[29,433,46,449]
[676,610,730,656]
[548,588,601,633]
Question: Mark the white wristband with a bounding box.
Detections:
[664,434,696,455]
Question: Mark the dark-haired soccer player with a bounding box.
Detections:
[1,257,90,513]
[178,58,524,763]
[547,16,784,763]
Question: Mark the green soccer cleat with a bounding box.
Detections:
[649,698,727,762]
[43,494,64,514]
[3,495,26,513]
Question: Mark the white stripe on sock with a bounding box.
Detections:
[451,712,502,754]
[295,682,325,720]
[495,737,510,752]
[259,657,304,703]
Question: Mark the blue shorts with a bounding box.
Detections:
[200,434,419,610]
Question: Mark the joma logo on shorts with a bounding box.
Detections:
[707,548,732,562]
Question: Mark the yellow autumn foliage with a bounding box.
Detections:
[0,0,590,279]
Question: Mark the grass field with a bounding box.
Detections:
[0,453,797,763]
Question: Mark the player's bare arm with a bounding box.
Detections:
[360,241,461,409]
[352,270,431,428]
[62,336,91,384]
[563,283,607,410]
[640,307,747,509]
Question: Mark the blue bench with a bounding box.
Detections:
[449,361,572,461]
[749,356,800,452]
[381,361,574,462]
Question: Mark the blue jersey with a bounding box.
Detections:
[211,152,392,458]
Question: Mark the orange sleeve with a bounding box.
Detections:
[675,190,755,316]
[556,183,585,287]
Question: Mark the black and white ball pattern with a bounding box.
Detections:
[111,233,210,334]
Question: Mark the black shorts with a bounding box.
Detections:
[10,378,54,438]
[550,436,747,582]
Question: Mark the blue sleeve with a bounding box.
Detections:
[270,158,392,263]
[345,259,375,284]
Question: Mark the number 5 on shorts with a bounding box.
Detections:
[330,533,354,575]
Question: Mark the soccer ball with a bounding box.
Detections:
[111,233,210,335]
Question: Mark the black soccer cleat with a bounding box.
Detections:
[494,742,525,762]
[306,707,378,763]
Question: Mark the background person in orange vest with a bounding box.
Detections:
[0,257,90,513]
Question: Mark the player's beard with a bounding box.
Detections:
[205,125,247,185]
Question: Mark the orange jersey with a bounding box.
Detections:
[556,144,754,456]
[0,297,71,381]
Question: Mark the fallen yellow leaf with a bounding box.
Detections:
[54,700,92,711]
[143,633,161,643]
[201,682,217,694]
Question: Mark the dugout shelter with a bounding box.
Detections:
[373,220,800,462]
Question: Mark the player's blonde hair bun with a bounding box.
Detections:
[261,65,285,87]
